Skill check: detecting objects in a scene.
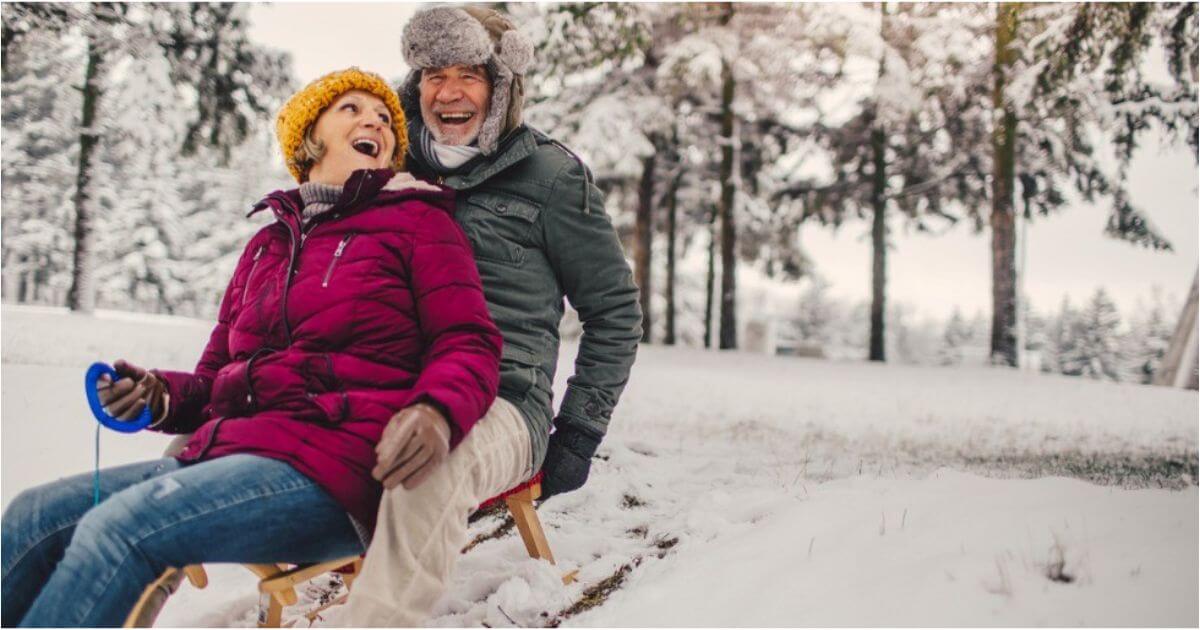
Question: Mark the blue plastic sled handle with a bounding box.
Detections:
[85,362,152,433]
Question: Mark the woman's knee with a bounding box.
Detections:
[2,487,40,532]
[70,475,185,566]
[2,480,88,554]
[5,475,87,522]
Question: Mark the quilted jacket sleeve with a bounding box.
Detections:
[150,236,260,434]
[405,204,503,447]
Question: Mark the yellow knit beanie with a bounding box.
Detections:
[276,67,408,182]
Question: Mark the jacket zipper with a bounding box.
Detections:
[278,195,304,346]
[322,233,355,288]
[241,245,266,306]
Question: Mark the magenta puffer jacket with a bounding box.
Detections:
[153,168,502,535]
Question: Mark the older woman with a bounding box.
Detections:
[1,68,501,627]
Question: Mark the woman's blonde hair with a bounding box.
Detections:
[291,128,328,182]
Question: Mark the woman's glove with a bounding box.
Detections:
[539,419,602,501]
[96,359,167,423]
[373,402,452,490]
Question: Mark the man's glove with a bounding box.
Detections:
[96,359,167,423]
[539,419,602,501]
[373,402,452,490]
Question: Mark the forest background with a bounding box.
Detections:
[2,2,1197,384]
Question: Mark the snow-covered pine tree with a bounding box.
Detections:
[157,3,293,161]
[654,13,728,348]
[172,134,288,319]
[1021,297,1051,368]
[1060,288,1125,380]
[0,27,82,305]
[731,4,846,287]
[89,51,193,313]
[939,307,975,366]
[3,3,293,315]
[524,4,851,350]
[666,4,851,350]
[1123,288,1179,384]
[984,3,1198,366]
[521,3,676,343]
[3,2,293,313]
[777,4,989,363]
[794,276,837,346]
[1,3,74,75]
[1043,297,1077,375]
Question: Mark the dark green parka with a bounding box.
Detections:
[407,123,642,471]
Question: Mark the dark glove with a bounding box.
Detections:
[96,359,167,423]
[539,419,602,501]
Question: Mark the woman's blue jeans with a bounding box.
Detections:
[2,454,365,627]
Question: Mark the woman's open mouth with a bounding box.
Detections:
[352,138,380,158]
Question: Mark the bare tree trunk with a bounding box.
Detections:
[20,272,31,303]
[1,249,18,303]
[869,125,888,362]
[990,2,1020,366]
[635,152,656,343]
[663,169,681,346]
[67,30,105,313]
[1154,271,1199,388]
[1,24,15,78]
[717,3,738,350]
[704,205,716,349]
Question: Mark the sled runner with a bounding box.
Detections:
[122,472,577,628]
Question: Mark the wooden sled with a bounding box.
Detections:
[123,475,576,628]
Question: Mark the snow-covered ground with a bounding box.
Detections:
[2,304,1196,626]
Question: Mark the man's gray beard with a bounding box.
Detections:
[422,110,482,146]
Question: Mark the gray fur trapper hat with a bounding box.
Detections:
[400,5,533,155]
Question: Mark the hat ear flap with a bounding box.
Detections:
[399,70,422,118]
[475,59,512,156]
[498,29,533,75]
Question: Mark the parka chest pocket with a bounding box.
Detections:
[458,192,541,266]
[237,240,287,311]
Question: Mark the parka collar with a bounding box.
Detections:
[406,119,537,191]
[249,168,396,220]
[447,128,537,190]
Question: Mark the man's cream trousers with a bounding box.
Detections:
[344,397,532,626]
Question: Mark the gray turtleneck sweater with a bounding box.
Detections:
[299,181,344,223]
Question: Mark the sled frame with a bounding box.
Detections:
[123,482,575,628]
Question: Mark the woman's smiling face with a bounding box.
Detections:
[306,90,397,186]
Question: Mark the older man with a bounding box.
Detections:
[344,6,641,625]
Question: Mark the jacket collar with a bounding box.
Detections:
[249,168,396,221]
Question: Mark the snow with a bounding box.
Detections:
[579,472,1197,627]
[1,304,1196,626]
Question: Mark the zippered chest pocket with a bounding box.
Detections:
[241,245,267,306]
[321,233,356,288]
[240,242,287,307]
[458,193,541,265]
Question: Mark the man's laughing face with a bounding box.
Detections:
[419,64,492,146]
